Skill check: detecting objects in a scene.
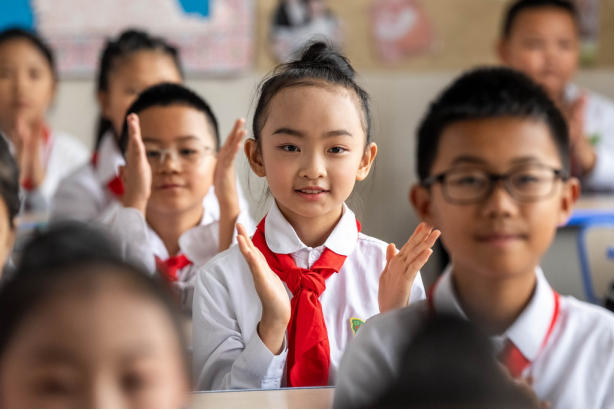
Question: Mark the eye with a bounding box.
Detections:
[280,145,300,152]
[122,372,150,393]
[125,88,139,96]
[513,174,542,185]
[179,148,198,157]
[524,39,542,49]
[29,68,42,80]
[328,146,347,154]
[145,150,161,159]
[35,378,74,397]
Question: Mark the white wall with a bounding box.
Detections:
[47,69,614,284]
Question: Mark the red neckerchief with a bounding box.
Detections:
[251,215,361,387]
[155,254,192,283]
[91,151,124,196]
[427,275,560,378]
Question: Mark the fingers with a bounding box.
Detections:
[399,223,436,260]
[385,243,397,263]
[221,118,247,155]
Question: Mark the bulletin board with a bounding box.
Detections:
[256,0,614,72]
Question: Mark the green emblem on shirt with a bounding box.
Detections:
[350,317,365,336]
[588,133,601,147]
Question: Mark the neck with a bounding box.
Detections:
[450,263,537,336]
[146,205,204,257]
[275,201,344,248]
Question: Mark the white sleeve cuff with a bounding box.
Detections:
[236,328,288,388]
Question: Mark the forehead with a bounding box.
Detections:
[110,50,181,85]
[263,85,364,136]
[432,117,562,172]
[509,7,578,36]
[138,104,215,145]
[0,38,51,67]
[8,282,177,364]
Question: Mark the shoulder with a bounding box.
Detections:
[558,296,613,352]
[57,162,97,188]
[356,232,389,256]
[51,132,90,157]
[197,244,249,283]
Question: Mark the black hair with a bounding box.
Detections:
[0,135,21,228]
[95,29,183,150]
[118,82,220,155]
[0,224,188,374]
[0,28,56,78]
[502,0,580,37]
[17,221,121,275]
[367,316,537,408]
[416,67,570,182]
[252,41,372,146]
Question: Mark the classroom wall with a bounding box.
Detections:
[47,69,614,284]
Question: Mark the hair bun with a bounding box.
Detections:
[294,41,356,80]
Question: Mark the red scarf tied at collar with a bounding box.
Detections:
[251,215,361,387]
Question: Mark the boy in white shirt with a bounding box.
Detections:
[334,67,613,409]
[105,83,253,314]
[497,0,614,191]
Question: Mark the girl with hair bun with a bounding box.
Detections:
[193,42,440,391]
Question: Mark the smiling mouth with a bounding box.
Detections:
[297,189,327,194]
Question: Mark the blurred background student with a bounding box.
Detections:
[0,28,88,213]
[51,29,184,222]
[365,316,541,409]
[0,224,190,408]
[497,0,614,192]
[0,135,20,280]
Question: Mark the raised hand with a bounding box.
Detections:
[119,113,152,215]
[14,116,46,190]
[379,222,441,313]
[236,223,290,355]
[215,119,247,252]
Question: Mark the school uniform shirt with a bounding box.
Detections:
[1,130,89,214]
[192,201,426,391]
[566,84,614,191]
[333,265,614,409]
[50,130,124,223]
[103,186,255,314]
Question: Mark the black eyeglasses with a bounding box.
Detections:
[421,163,568,205]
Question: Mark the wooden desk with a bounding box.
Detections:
[189,387,334,409]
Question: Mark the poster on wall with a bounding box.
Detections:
[269,0,343,62]
[573,0,600,66]
[0,0,254,76]
[369,0,435,64]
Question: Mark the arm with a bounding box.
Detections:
[192,251,288,391]
[214,119,247,253]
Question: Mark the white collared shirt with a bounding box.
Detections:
[566,84,614,191]
[103,186,255,313]
[192,201,426,391]
[334,265,614,409]
[51,130,125,222]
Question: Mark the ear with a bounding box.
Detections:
[244,138,266,177]
[556,177,581,226]
[496,38,509,64]
[410,184,436,227]
[97,90,111,119]
[356,142,377,181]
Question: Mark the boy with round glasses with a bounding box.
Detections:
[334,68,613,409]
[103,83,254,314]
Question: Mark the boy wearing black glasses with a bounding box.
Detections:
[334,68,613,409]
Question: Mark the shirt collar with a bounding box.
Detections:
[264,201,359,256]
[432,265,556,361]
[95,130,125,183]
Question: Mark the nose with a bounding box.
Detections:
[158,150,181,173]
[480,180,519,219]
[299,149,326,180]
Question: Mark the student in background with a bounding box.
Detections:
[192,42,439,391]
[497,0,614,192]
[51,29,183,222]
[0,136,20,279]
[334,68,613,409]
[0,28,88,213]
[0,225,189,408]
[366,316,540,409]
[107,83,253,314]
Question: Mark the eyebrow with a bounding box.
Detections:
[32,347,79,365]
[271,127,353,138]
[451,155,546,166]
